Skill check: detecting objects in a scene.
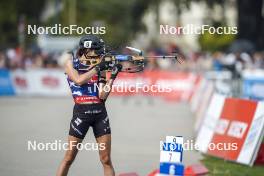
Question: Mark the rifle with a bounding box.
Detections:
[79,46,184,72]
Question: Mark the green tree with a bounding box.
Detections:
[53,0,155,47]
[0,0,45,48]
[196,0,264,50]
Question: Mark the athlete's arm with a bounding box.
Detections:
[64,54,97,86]
[98,64,122,100]
[98,78,115,100]
[98,71,114,100]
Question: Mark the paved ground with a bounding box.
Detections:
[0,96,202,176]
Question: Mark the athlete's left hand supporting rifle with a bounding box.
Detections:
[110,64,122,80]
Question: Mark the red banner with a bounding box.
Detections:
[208,98,258,160]
[195,94,264,166]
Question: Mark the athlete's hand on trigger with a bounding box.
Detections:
[95,60,111,71]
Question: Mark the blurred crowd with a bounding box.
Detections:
[0,48,59,70]
[144,43,264,73]
[184,51,264,73]
[209,51,264,71]
[0,45,264,73]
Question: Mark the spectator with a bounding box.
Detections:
[252,52,264,69]
[212,52,224,71]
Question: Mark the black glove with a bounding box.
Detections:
[110,64,122,79]
[95,60,111,72]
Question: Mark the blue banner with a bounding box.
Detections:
[243,78,264,100]
[0,69,15,96]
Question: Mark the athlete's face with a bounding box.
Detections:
[80,49,101,67]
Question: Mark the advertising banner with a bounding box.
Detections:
[196,94,264,166]
[11,69,70,96]
[0,69,15,96]
[242,69,264,100]
[243,78,264,100]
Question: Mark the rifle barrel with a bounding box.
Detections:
[144,55,183,64]
[144,56,177,58]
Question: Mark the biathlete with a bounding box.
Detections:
[56,35,122,176]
